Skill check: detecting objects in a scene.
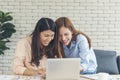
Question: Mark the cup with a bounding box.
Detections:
[98,72,109,80]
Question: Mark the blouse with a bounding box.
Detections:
[63,34,97,74]
[13,36,47,75]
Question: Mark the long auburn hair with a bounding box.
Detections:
[55,17,91,58]
[30,18,58,66]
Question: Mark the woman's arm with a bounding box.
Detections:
[23,68,38,75]
[13,38,39,75]
[23,67,46,76]
[13,37,47,76]
[13,39,28,75]
[77,35,97,73]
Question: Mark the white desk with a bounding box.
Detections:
[0,75,41,80]
[0,74,120,80]
[80,74,120,80]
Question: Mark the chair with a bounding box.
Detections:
[94,49,119,74]
[117,56,120,73]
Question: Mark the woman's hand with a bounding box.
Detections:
[23,67,46,76]
[80,66,83,72]
[23,68,38,76]
[38,67,46,75]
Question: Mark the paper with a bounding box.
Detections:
[0,75,15,80]
[80,74,120,80]
[0,75,41,80]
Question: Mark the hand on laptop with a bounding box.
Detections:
[80,66,83,72]
[38,67,46,75]
[23,67,46,76]
[38,67,46,79]
[23,68,39,76]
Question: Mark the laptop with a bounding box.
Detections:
[46,58,80,80]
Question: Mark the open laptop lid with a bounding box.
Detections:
[46,58,80,80]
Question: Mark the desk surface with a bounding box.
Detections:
[80,74,120,80]
[0,74,120,80]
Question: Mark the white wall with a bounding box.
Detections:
[0,0,120,74]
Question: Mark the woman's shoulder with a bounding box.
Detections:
[76,34,87,41]
[17,36,32,44]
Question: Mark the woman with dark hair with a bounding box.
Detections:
[13,18,59,76]
[55,17,97,74]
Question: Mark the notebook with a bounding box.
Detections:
[46,58,80,80]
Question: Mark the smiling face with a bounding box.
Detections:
[59,26,73,46]
[40,30,54,46]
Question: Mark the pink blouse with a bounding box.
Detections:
[13,36,47,75]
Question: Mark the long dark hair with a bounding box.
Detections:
[31,18,58,66]
[55,17,91,58]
